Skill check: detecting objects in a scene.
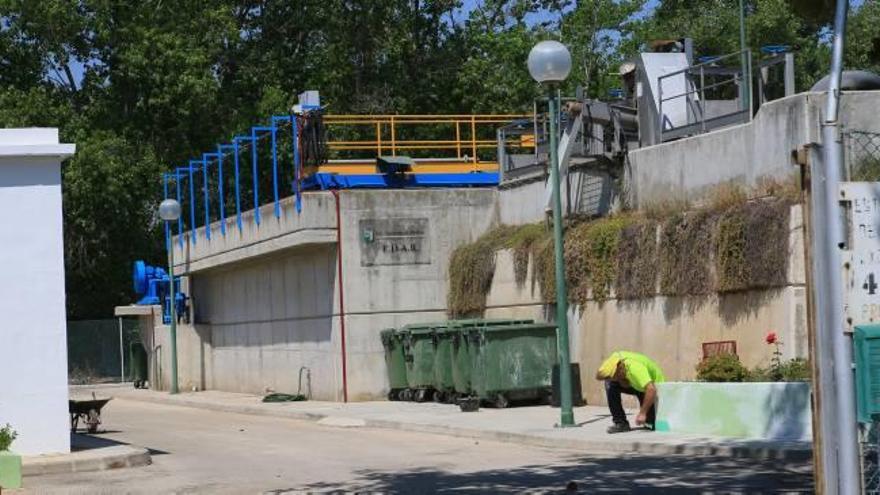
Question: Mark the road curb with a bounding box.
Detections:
[115,392,811,462]
[23,444,151,477]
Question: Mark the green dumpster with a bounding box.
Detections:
[432,326,456,402]
[380,329,408,400]
[129,342,148,389]
[449,319,534,398]
[401,324,437,402]
[468,323,557,408]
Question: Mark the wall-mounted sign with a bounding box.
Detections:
[359,218,430,266]
[842,182,880,330]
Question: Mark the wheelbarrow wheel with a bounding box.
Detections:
[86,409,101,433]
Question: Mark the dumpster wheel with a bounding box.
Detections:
[494,393,509,409]
[414,388,430,403]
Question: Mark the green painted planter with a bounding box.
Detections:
[655,382,812,440]
[0,451,22,490]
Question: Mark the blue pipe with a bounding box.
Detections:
[249,129,260,226]
[188,160,196,244]
[292,115,302,213]
[218,145,234,236]
[201,155,211,240]
[232,138,244,232]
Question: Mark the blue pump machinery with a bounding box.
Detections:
[132,260,188,324]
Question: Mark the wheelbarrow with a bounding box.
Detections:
[69,397,112,433]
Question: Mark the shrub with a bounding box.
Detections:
[563,216,631,304]
[779,358,811,382]
[0,424,17,452]
[695,353,749,382]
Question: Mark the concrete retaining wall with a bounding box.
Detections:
[157,188,497,401]
[629,91,880,208]
[484,204,807,406]
[656,382,812,441]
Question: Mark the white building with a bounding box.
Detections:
[0,128,75,455]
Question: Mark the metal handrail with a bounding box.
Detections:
[657,49,752,141]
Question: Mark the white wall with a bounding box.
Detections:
[0,129,75,455]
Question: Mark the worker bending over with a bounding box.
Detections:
[595,351,665,434]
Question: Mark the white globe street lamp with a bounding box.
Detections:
[527,40,572,84]
[159,198,181,394]
[159,198,182,222]
[528,40,576,428]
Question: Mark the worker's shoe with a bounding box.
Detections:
[606,422,631,434]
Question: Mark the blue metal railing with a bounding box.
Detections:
[163,113,303,249]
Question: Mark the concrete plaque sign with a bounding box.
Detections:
[841,182,880,329]
[360,218,430,266]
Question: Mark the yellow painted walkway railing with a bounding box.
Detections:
[321,114,533,174]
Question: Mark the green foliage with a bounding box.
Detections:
[778,357,811,382]
[447,223,549,317]
[616,221,659,300]
[1,0,859,319]
[564,217,632,304]
[0,424,17,452]
[715,199,791,293]
[508,223,548,287]
[447,225,515,317]
[696,354,750,382]
[659,211,719,296]
[748,358,811,382]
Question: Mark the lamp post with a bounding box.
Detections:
[528,40,576,427]
[159,198,181,395]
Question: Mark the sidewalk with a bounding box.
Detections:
[72,384,811,461]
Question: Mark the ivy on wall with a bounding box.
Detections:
[616,221,659,300]
[446,197,794,316]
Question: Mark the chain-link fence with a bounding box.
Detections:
[67,319,140,384]
[845,130,880,181]
[845,129,880,493]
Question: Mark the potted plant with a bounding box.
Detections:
[0,424,21,490]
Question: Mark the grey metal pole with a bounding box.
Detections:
[816,0,860,492]
[549,86,575,427]
[168,234,179,395]
[118,317,125,383]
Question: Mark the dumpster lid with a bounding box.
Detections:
[471,322,557,333]
[448,318,535,327]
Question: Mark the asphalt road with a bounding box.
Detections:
[24,399,813,494]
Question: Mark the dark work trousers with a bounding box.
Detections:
[605,380,655,426]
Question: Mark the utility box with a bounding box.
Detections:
[854,324,880,423]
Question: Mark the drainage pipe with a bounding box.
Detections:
[331,190,349,402]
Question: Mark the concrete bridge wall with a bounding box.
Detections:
[154,188,496,400]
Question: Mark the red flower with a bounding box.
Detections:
[765,332,778,345]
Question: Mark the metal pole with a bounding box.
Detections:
[118,317,125,383]
[738,0,750,114]
[549,86,575,427]
[815,0,859,492]
[168,232,179,395]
